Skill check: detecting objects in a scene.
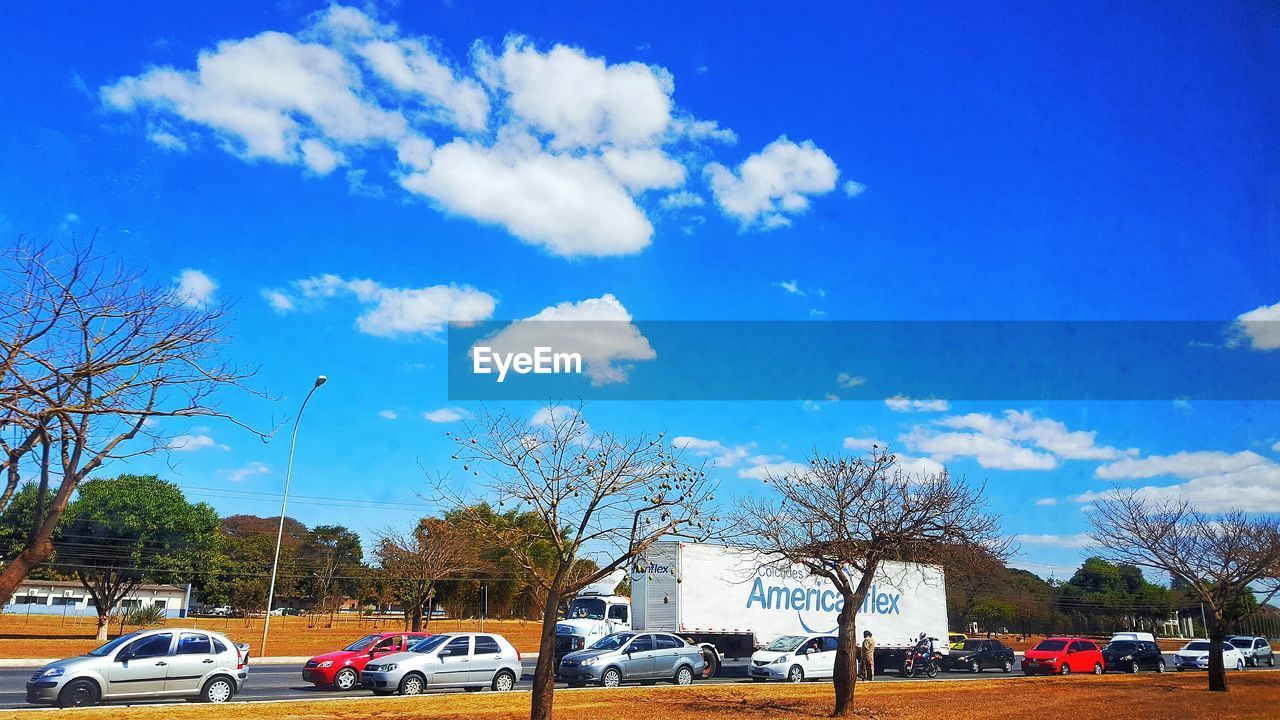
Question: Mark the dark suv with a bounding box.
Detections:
[1228,636,1276,667]
[943,639,1015,672]
[1101,639,1165,673]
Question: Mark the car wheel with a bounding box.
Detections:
[334,668,358,691]
[1156,660,1166,673]
[1130,661,1140,674]
[399,673,425,696]
[1093,663,1103,675]
[1269,655,1275,667]
[788,665,804,683]
[1002,659,1013,673]
[1237,659,1245,671]
[601,668,622,688]
[1059,663,1071,676]
[674,666,694,686]
[971,660,981,673]
[201,677,235,703]
[492,669,516,692]
[57,679,100,708]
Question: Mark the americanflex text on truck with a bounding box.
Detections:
[554,541,949,676]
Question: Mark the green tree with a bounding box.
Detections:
[299,524,363,621]
[59,474,220,640]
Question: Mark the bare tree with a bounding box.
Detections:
[448,404,717,720]
[0,239,272,604]
[375,518,479,632]
[735,446,1004,717]
[1086,488,1280,691]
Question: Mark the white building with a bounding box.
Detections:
[3,580,191,618]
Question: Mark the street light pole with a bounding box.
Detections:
[261,375,327,658]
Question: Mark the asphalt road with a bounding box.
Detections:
[1,654,1275,710]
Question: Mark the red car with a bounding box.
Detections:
[303,632,431,690]
[1021,637,1104,676]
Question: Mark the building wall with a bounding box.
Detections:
[2,581,190,619]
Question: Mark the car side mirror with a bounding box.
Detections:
[116,651,131,663]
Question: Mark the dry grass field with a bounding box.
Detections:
[0,672,1273,720]
[0,614,544,658]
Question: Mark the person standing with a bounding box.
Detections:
[859,630,876,680]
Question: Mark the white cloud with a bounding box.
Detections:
[775,280,802,295]
[659,190,704,210]
[1274,440,1280,452]
[903,410,1132,471]
[673,435,752,468]
[167,434,227,452]
[1014,533,1095,549]
[904,427,1057,470]
[265,273,495,337]
[1035,497,1058,506]
[737,454,807,481]
[399,138,654,257]
[378,409,398,420]
[1094,450,1271,480]
[148,129,188,151]
[300,138,343,174]
[1077,462,1280,513]
[706,137,838,229]
[841,436,884,452]
[424,407,466,423]
[938,410,1129,461]
[600,147,686,192]
[174,268,217,309]
[1232,301,1280,350]
[483,38,673,150]
[835,372,865,388]
[475,294,655,386]
[842,180,866,197]
[228,461,269,483]
[884,395,949,413]
[357,38,489,131]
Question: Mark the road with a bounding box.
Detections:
[1,654,1274,710]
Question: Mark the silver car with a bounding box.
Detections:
[360,632,522,695]
[558,631,705,688]
[25,628,248,708]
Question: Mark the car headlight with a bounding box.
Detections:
[582,657,599,666]
[38,667,64,679]
[1120,655,1132,661]
[380,664,397,672]
[771,655,789,664]
[316,661,333,668]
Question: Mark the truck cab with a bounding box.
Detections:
[554,575,632,660]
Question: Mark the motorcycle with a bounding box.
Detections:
[902,642,941,678]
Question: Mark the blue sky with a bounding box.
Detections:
[1,1,1278,579]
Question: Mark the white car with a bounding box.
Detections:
[360,633,522,695]
[748,634,838,682]
[1173,639,1245,671]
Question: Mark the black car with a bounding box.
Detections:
[1101,640,1165,673]
[943,639,1015,672]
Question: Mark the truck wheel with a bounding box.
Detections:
[674,666,694,686]
[700,647,719,678]
[601,668,621,688]
[787,665,804,683]
[334,668,358,691]
[57,679,100,708]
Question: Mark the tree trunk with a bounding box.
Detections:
[831,601,859,717]
[530,586,561,720]
[95,610,111,641]
[410,602,423,632]
[1207,616,1228,692]
[0,536,54,605]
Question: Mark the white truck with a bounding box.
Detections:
[554,541,949,676]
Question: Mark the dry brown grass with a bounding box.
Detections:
[1,671,1275,720]
[0,614,544,658]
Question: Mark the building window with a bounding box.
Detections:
[12,595,45,605]
[118,599,143,610]
[51,596,80,606]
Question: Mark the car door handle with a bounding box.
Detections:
[155,661,168,666]
[202,659,214,664]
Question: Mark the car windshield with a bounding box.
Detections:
[1033,640,1068,652]
[1105,641,1137,653]
[87,632,142,657]
[958,640,986,651]
[1185,641,1211,651]
[343,635,382,652]
[762,635,807,652]
[567,598,606,620]
[410,635,450,653]
[1229,639,1252,648]
[589,633,634,651]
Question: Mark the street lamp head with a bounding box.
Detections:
[314,375,328,387]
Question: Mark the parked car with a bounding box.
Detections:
[557,631,705,688]
[1021,637,1103,676]
[1101,639,1165,673]
[1173,639,1245,671]
[1109,632,1156,644]
[747,634,838,682]
[25,628,249,708]
[943,639,1015,673]
[303,632,430,690]
[948,633,968,650]
[269,607,303,617]
[360,633,521,695]
[1228,636,1276,667]
[208,606,234,617]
